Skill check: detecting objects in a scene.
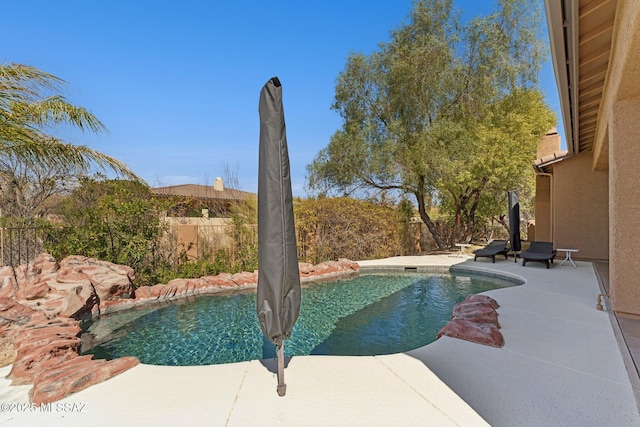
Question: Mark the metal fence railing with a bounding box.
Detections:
[0,223,46,267]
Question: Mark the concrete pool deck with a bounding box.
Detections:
[1,254,639,426]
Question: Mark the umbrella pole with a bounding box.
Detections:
[277,343,286,396]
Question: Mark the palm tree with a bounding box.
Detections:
[0,62,140,180]
[0,63,144,264]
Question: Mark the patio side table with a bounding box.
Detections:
[558,248,579,268]
[455,243,472,258]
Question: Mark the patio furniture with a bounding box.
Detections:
[521,241,557,269]
[473,240,509,263]
[455,243,472,258]
[558,248,580,268]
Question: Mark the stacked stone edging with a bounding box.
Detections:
[0,253,359,404]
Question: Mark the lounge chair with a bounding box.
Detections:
[521,241,557,269]
[473,240,509,263]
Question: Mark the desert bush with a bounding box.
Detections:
[45,177,169,285]
[294,197,406,264]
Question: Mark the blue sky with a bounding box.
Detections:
[2,0,562,196]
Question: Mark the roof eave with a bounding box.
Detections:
[544,0,579,155]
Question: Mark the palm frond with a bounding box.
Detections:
[0,62,143,184]
[0,63,64,95]
[0,137,142,183]
[8,95,108,134]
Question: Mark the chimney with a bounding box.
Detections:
[537,128,561,159]
[213,177,224,191]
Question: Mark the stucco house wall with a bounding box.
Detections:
[534,175,552,242]
[610,100,640,316]
[544,0,640,317]
[551,153,609,261]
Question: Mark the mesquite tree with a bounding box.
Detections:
[306,0,555,248]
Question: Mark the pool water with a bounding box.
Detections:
[81,272,516,365]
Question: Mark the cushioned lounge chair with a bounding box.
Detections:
[473,240,509,263]
[521,241,557,269]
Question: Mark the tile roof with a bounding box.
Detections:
[150,184,254,201]
[534,150,570,173]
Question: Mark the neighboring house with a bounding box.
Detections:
[151,178,256,261]
[541,0,640,317]
[151,177,255,218]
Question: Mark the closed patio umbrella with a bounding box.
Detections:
[508,190,521,262]
[257,76,301,397]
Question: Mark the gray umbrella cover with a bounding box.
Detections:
[257,77,301,347]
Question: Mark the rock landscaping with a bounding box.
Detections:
[437,294,504,348]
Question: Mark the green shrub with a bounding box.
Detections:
[45,177,169,285]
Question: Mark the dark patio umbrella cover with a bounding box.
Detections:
[508,190,522,262]
[257,76,301,396]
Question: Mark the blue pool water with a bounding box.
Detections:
[81,272,516,366]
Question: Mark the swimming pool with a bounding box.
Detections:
[81,272,516,365]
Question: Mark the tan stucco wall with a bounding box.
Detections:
[534,175,552,241]
[610,100,640,316]
[177,224,198,261]
[551,153,609,260]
